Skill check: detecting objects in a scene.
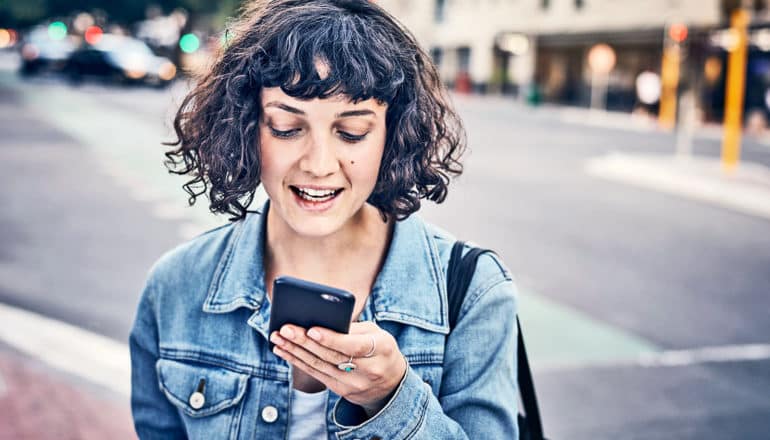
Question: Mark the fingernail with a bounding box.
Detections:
[270,333,284,346]
[280,326,294,339]
[307,329,321,340]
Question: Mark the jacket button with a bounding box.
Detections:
[261,405,279,423]
[188,391,205,409]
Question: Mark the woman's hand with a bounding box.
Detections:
[270,321,407,414]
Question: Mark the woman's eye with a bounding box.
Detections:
[338,130,368,143]
[269,127,301,139]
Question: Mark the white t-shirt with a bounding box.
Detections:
[288,388,329,439]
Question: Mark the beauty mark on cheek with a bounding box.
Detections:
[351,160,355,165]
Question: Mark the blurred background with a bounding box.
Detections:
[1,0,769,438]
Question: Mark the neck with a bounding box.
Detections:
[264,203,392,295]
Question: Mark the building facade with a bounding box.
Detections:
[376,0,768,114]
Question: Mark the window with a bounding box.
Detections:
[430,47,443,67]
[458,47,471,72]
[435,0,446,23]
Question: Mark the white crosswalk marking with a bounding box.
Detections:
[2,301,770,394]
[0,303,130,396]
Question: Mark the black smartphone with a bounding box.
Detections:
[267,276,355,350]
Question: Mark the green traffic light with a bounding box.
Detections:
[48,21,67,40]
[179,33,200,53]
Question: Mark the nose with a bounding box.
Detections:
[299,133,340,177]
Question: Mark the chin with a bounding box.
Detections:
[285,216,347,238]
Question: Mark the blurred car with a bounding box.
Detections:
[66,34,177,87]
[19,27,76,75]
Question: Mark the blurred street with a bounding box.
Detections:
[1,47,770,440]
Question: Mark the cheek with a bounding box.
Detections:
[346,144,384,191]
[258,134,289,182]
[258,153,286,197]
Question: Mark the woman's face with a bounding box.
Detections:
[259,86,388,238]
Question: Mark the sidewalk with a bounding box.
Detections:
[586,153,770,221]
[451,91,770,147]
[0,346,135,440]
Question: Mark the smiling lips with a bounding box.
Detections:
[289,185,344,203]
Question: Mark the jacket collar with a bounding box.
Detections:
[202,202,450,334]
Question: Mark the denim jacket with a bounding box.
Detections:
[129,204,520,439]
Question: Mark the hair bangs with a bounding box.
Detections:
[257,11,405,104]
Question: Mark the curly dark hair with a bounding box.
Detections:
[165,0,466,222]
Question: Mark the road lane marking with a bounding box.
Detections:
[541,343,770,372]
[637,343,770,367]
[0,303,130,396]
[0,301,769,395]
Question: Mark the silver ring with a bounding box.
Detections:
[337,356,356,372]
[363,335,376,358]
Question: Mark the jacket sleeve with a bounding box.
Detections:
[332,260,520,439]
[128,278,187,440]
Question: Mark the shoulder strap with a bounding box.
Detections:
[447,241,546,440]
[447,242,494,328]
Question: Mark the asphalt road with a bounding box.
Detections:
[1,57,769,438]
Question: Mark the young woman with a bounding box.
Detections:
[129,1,520,438]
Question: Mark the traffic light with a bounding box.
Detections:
[668,23,688,44]
[658,21,689,130]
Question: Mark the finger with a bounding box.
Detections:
[273,327,349,365]
[273,330,385,385]
[349,321,378,334]
[307,325,380,358]
[272,344,340,388]
[272,339,339,378]
[272,338,368,394]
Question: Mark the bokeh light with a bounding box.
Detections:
[73,12,95,34]
[158,62,177,81]
[0,29,10,48]
[668,23,688,43]
[84,25,103,44]
[179,33,200,53]
[635,71,662,104]
[48,21,68,40]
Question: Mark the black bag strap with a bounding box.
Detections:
[447,241,546,440]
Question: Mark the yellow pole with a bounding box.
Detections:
[721,9,749,172]
[658,45,681,130]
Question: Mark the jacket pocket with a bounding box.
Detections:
[156,358,249,439]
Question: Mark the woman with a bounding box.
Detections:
[129,0,520,438]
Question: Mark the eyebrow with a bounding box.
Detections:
[265,101,304,115]
[264,101,376,119]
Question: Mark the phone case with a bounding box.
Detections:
[267,276,355,350]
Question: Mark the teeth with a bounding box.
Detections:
[300,188,337,197]
[295,187,339,201]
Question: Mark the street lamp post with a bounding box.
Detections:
[721,8,750,172]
